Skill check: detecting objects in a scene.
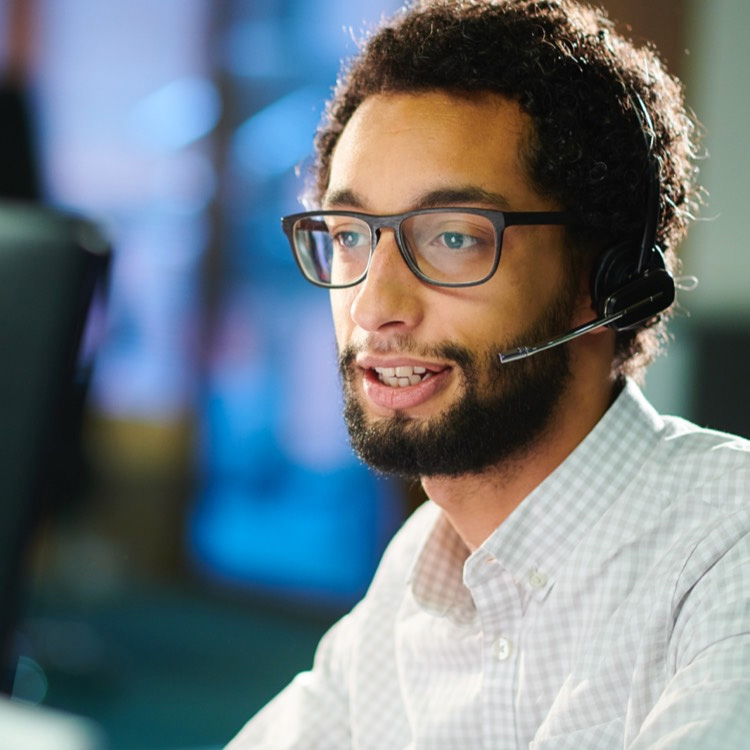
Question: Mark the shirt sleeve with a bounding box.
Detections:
[628,516,750,749]
[225,612,354,750]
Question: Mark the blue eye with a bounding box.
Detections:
[336,230,365,248]
[439,232,478,250]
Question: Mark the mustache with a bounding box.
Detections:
[337,335,476,384]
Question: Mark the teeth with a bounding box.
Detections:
[374,365,434,387]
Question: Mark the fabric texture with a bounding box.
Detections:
[227,381,750,749]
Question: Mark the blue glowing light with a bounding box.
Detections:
[129,76,222,152]
[231,86,327,179]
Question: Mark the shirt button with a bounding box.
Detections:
[493,636,512,661]
[528,570,548,589]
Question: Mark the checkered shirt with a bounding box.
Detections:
[227,381,750,749]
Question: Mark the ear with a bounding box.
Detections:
[568,272,604,332]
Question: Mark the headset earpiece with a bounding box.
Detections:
[592,242,675,331]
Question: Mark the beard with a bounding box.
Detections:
[338,293,576,480]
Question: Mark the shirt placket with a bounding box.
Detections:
[465,553,524,750]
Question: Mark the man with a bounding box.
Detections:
[228,1,750,748]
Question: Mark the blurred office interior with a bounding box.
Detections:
[0,0,748,748]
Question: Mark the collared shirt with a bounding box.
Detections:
[227,382,750,749]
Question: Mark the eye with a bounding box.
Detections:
[437,231,479,250]
[325,218,370,252]
[334,229,368,249]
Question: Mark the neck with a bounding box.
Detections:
[422,345,617,550]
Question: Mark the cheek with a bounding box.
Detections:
[329,289,355,346]
[431,284,518,346]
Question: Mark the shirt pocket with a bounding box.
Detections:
[529,716,624,750]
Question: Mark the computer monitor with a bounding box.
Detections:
[0,201,110,690]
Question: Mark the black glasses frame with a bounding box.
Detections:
[281,207,574,289]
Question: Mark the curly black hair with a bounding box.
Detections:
[308,0,701,378]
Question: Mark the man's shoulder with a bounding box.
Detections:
[653,413,750,504]
[597,383,750,509]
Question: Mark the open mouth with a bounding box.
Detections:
[373,365,435,388]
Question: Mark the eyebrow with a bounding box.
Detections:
[322,185,513,211]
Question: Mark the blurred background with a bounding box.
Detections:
[0,0,748,748]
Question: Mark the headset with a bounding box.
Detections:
[499,91,676,363]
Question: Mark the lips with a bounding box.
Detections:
[355,356,452,411]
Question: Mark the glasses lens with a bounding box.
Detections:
[293,215,371,286]
[402,211,498,284]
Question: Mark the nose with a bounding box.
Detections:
[348,229,424,335]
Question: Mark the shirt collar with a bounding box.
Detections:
[408,380,665,617]
[407,509,474,620]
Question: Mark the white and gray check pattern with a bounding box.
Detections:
[227,381,750,749]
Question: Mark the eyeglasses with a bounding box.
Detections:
[281,207,574,288]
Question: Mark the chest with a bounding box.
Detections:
[348,552,676,750]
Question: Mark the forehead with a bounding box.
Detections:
[325,91,542,212]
